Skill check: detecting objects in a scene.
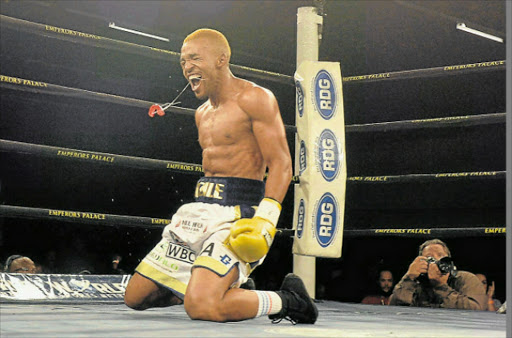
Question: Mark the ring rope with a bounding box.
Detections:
[0,205,169,229]
[1,15,506,240]
[346,113,505,132]
[0,139,204,175]
[327,227,506,238]
[0,14,506,86]
[0,74,197,117]
[342,60,505,83]
[0,14,292,86]
[0,74,295,134]
[0,205,505,238]
[1,74,505,134]
[0,139,505,184]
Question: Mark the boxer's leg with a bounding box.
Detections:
[184,268,317,323]
[124,272,183,310]
[184,265,259,321]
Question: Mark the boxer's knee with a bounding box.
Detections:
[124,298,147,311]
[185,264,240,322]
[124,286,149,311]
[124,272,158,311]
[184,292,228,322]
[184,291,212,320]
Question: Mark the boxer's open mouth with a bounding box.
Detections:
[189,74,202,91]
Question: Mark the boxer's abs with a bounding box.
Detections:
[202,144,265,180]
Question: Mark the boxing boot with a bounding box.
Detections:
[269,273,318,324]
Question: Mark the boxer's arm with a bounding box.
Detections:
[239,86,292,203]
[229,86,291,263]
[195,102,206,130]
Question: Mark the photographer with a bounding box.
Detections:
[389,239,487,310]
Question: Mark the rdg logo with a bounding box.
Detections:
[299,140,306,175]
[315,193,338,248]
[318,129,340,182]
[314,70,337,120]
[295,80,304,118]
[296,199,305,239]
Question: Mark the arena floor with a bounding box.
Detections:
[0,300,506,337]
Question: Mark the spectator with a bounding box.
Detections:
[109,253,127,275]
[361,269,394,305]
[39,250,58,274]
[324,267,343,300]
[316,282,326,300]
[60,237,96,274]
[389,239,487,310]
[34,262,44,274]
[475,273,502,311]
[3,255,37,274]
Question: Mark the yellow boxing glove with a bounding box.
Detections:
[229,198,281,263]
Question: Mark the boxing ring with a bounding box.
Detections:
[0,2,508,337]
[0,301,505,337]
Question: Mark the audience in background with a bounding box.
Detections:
[108,253,127,275]
[3,255,36,274]
[361,269,394,305]
[475,273,502,312]
[316,282,326,300]
[1,239,504,311]
[389,239,487,310]
[60,237,97,274]
[324,267,344,301]
[34,262,44,274]
[39,250,58,274]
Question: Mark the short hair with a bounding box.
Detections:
[4,255,23,272]
[378,269,393,277]
[418,239,451,257]
[183,28,231,60]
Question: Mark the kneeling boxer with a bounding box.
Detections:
[124,28,317,324]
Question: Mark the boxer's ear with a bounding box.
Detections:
[217,53,228,68]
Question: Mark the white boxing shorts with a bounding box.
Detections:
[135,177,265,300]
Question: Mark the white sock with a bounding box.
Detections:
[253,290,283,317]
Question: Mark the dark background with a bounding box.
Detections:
[0,1,507,302]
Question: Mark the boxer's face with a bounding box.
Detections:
[181,38,219,100]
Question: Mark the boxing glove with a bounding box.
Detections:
[228,198,281,263]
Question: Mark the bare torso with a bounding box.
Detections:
[196,79,266,180]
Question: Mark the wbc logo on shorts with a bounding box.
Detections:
[299,140,307,175]
[295,80,304,117]
[314,70,337,120]
[317,129,340,182]
[296,199,305,239]
[314,193,338,248]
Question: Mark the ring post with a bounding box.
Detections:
[293,6,323,298]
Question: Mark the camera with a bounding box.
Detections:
[424,256,457,276]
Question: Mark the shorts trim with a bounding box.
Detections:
[135,261,187,298]
[192,256,238,277]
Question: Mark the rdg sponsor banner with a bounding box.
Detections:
[0,273,131,302]
[293,61,346,257]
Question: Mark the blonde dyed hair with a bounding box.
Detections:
[184,28,231,61]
